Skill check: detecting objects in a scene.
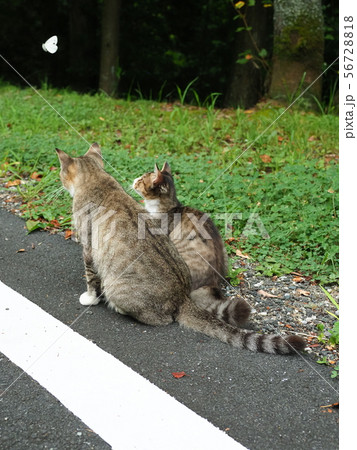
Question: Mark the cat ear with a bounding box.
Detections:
[153,164,164,186]
[161,161,171,174]
[85,143,104,167]
[55,148,72,170]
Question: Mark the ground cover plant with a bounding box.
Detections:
[0,83,338,285]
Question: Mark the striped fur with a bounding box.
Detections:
[177,301,305,355]
[190,286,251,327]
[133,162,251,327]
[56,144,305,355]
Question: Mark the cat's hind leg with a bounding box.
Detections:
[80,250,102,306]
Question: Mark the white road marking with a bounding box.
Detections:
[0,281,246,450]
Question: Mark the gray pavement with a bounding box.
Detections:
[0,208,339,449]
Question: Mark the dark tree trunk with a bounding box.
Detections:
[224,2,273,109]
[269,0,324,102]
[69,0,99,91]
[99,0,121,96]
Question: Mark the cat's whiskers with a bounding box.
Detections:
[43,186,66,202]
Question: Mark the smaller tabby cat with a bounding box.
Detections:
[133,162,251,327]
[56,144,305,355]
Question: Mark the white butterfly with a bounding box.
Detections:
[42,35,58,54]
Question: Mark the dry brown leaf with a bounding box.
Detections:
[296,289,310,297]
[64,229,74,240]
[16,248,26,253]
[5,179,21,188]
[293,276,304,282]
[50,219,61,228]
[236,249,250,259]
[30,172,42,181]
[172,371,186,379]
[257,290,278,298]
[259,154,272,163]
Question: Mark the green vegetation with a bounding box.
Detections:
[316,286,339,377]
[0,84,338,283]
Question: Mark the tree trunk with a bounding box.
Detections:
[99,0,121,96]
[223,2,273,109]
[269,0,324,102]
[69,0,99,91]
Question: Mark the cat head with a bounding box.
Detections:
[132,162,174,200]
[56,143,104,196]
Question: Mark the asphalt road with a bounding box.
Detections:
[0,207,339,449]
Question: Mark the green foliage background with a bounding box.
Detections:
[0,84,338,284]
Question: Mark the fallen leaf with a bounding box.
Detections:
[30,172,42,181]
[293,276,304,282]
[244,109,254,114]
[257,290,278,298]
[236,249,250,259]
[296,289,310,297]
[64,229,73,240]
[285,324,293,329]
[259,154,272,163]
[16,248,26,253]
[50,219,61,228]
[99,116,105,121]
[172,371,186,379]
[4,179,21,188]
[308,135,318,142]
[328,188,335,194]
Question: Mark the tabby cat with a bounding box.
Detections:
[133,162,251,327]
[56,143,305,354]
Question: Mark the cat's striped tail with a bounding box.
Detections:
[176,298,305,355]
[190,286,251,327]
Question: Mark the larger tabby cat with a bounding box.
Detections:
[133,162,251,327]
[56,143,305,354]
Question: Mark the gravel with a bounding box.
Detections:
[1,183,339,368]
[223,258,339,367]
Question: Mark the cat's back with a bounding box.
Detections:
[167,205,228,289]
[76,170,191,297]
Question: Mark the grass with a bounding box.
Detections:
[0,83,339,284]
[317,286,339,377]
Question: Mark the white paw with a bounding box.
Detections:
[79,291,100,306]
